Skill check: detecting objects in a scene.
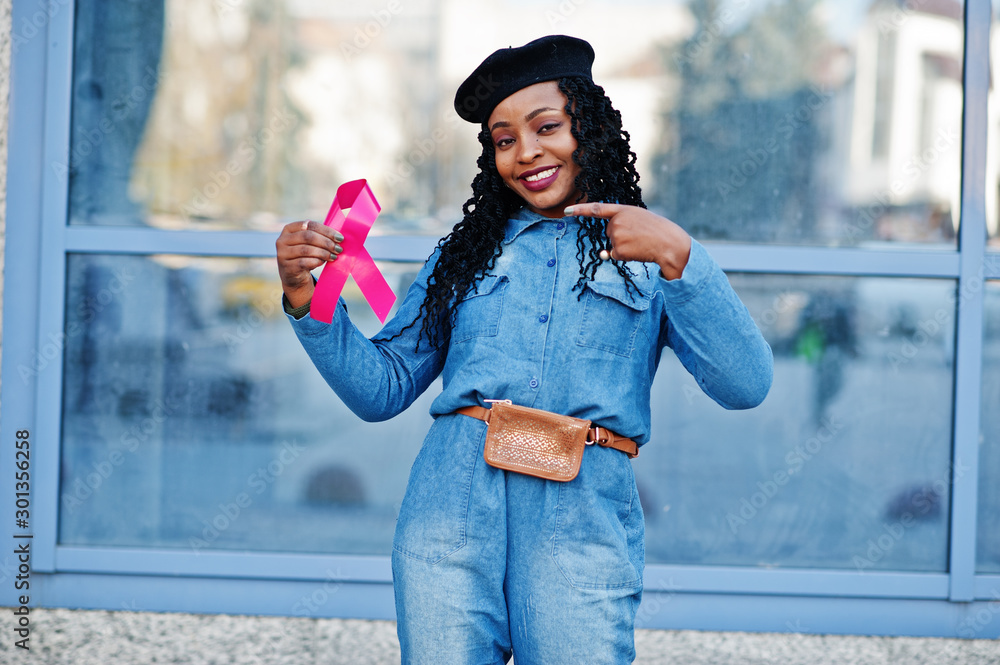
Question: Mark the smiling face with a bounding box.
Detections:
[487,81,584,218]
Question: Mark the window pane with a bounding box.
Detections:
[59,260,956,567]
[655,0,962,245]
[59,254,431,553]
[978,282,1000,573]
[990,1,1000,245]
[68,0,963,246]
[640,274,955,571]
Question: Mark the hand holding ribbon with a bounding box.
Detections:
[310,179,396,323]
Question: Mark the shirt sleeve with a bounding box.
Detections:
[657,239,773,410]
[284,252,448,422]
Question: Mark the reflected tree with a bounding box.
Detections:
[651,0,832,243]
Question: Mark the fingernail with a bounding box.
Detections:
[333,231,345,242]
[333,244,343,254]
[563,207,575,216]
[328,252,337,262]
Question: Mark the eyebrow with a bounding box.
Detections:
[490,106,560,132]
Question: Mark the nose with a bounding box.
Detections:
[517,136,542,163]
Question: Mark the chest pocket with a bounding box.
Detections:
[452,274,508,344]
[576,279,651,358]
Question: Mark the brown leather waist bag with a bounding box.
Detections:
[456,400,638,482]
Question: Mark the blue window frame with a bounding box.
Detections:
[2,0,1000,638]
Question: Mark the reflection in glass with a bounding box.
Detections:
[640,274,955,570]
[989,1,1000,243]
[59,254,433,553]
[653,0,963,245]
[67,0,963,246]
[60,258,956,570]
[978,282,1000,572]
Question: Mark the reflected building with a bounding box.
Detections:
[120,0,689,233]
[846,0,963,243]
[651,0,963,245]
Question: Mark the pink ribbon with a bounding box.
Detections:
[311,179,396,324]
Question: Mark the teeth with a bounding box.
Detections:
[524,167,557,182]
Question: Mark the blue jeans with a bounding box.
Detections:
[392,414,644,664]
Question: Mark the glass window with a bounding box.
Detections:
[60,262,957,569]
[657,0,963,245]
[67,0,964,246]
[989,0,1000,245]
[640,274,955,571]
[59,254,433,554]
[978,282,1000,573]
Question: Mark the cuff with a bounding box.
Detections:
[282,294,312,320]
[657,239,717,305]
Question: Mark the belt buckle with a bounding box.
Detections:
[587,426,609,446]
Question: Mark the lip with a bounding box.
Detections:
[518,165,560,191]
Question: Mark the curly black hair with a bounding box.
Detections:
[402,76,645,350]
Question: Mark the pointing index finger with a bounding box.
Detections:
[563,202,625,219]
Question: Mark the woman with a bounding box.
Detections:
[276,35,772,665]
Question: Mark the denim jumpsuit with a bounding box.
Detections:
[286,207,773,664]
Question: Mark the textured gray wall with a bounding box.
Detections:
[0,607,997,664]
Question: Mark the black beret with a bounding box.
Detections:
[454,34,595,124]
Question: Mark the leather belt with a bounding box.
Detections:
[455,405,639,458]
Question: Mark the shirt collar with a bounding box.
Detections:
[502,207,571,244]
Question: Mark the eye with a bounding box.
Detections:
[539,122,560,133]
[493,136,514,148]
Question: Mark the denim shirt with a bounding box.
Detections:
[286,207,773,446]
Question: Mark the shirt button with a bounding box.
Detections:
[529,378,539,389]
[547,258,556,267]
[539,314,548,323]
[556,222,565,230]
